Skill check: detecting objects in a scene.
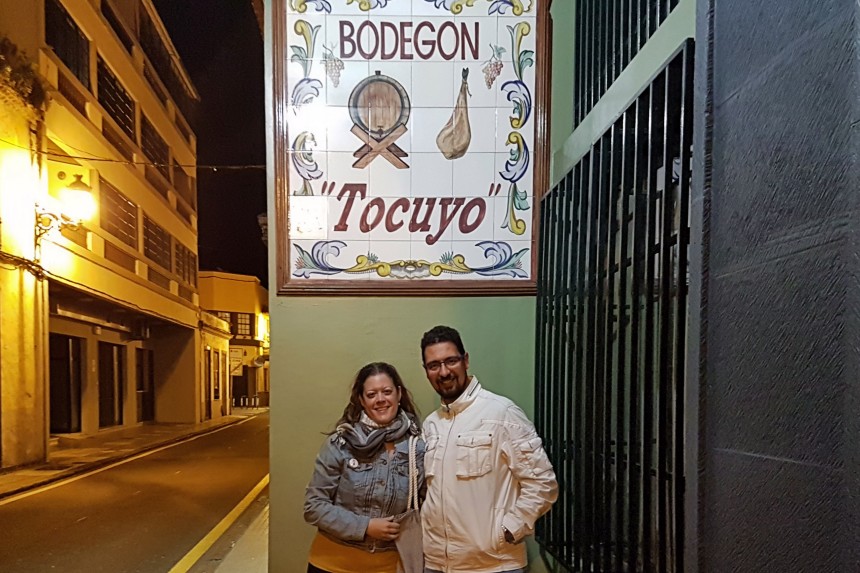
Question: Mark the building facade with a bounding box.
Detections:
[198,271,270,408]
[0,0,207,469]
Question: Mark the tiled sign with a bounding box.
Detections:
[275,0,544,293]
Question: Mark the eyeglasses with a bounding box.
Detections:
[423,355,464,372]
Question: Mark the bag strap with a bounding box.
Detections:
[407,435,419,511]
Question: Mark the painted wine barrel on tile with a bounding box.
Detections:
[349,71,410,138]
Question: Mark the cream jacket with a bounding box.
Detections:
[421,377,558,573]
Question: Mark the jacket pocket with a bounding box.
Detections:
[455,432,493,478]
[340,459,374,500]
[424,435,440,478]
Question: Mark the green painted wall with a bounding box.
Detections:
[268,297,538,572]
[550,0,575,153]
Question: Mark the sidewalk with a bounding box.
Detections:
[0,408,266,500]
[212,503,269,573]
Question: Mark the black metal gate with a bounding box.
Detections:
[535,40,694,573]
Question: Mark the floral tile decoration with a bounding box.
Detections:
[285,0,538,281]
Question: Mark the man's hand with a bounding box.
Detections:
[367,516,401,541]
[503,526,515,544]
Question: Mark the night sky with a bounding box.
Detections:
[151,1,268,285]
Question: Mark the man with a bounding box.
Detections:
[420,325,558,573]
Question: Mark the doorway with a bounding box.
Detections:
[49,334,82,433]
[203,348,212,421]
[98,342,125,428]
[136,348,155,422]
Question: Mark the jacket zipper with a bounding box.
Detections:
[441,410,457,572]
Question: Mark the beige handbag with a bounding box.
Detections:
[395,435,423,573]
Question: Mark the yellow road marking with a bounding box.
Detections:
[169,473,270,573]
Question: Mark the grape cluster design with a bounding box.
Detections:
[323,45,344,88]
[481,44,507,89]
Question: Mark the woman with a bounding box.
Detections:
[304,362,425,573]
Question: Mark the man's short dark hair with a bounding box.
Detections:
[421,325,466,362]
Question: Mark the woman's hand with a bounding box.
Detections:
[366,516,401,541]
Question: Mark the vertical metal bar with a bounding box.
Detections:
[575,0,583,124]
[673,41,694,573]
[574,155,591,570]
[603,121,623,572]
[657,57,674,573]
[642,74,666,573]
[534,193,547,541]
[608,0,616,93]
[566,166,582,568]
[560,170,575,564]
[545,185,559,549]
[550,175,567,555]
[582,0,596,117]
[615,106,635,573]
[627,90,648,573]
[593,133,610,571]
[585,146,601,569]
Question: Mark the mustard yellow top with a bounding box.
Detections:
[308,531,401,573]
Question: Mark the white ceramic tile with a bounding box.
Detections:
[465,106,498,152]
[365,196,414,241]
[286,105,330,151]
[496,112,534,152]
[285,12,327,47]
[412,0,448,18]
[409,106,451,152]
[375,0,413,17]
[488,0,539,18]
[451,193,495,242]
[289,237,365,278]
[490,189,533,241]
[325,105,365,152]
[411,239,454,270]
[411,61,454,108]
[327,149,370,189]
[495,141,533,190]
[454,238,531,279]
[322,48,368,106]
[366,240,412,267]
[328,240,373,280]
[328,1,369,16]
[410,152,453,197]
[288,145,329,193]
[369,157,412,196]
[451,151,496,197]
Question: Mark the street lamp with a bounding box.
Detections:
[35,173,96,250]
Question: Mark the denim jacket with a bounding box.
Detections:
[304,430,426,553]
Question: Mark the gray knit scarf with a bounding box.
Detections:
[336,410,416,460]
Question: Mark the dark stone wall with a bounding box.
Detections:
[692,0,859,571]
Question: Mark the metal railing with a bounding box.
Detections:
[574,0,681,126]
[536,40,693,573]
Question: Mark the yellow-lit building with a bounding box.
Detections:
[0,0,221,469]
[198,271,270,408]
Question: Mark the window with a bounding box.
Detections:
[97,56,135,139]
[45,0,90,89]
[100,179,138,249]
[141,114,170,180]
[143,215,171,271]
[236,313,253,338]
[216,311,231,323]
[173,241,197,286]
[138,4,194,118]
[101,1,134,54]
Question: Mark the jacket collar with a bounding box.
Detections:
[441,376,481,416]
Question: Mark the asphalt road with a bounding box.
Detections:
[0,412,269,573]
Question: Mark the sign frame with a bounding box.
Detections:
[272,0,552,296]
